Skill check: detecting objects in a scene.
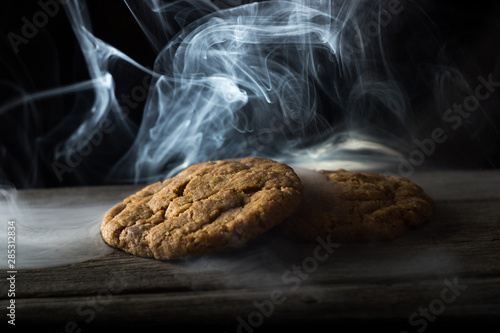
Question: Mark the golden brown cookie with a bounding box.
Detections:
[101,157,303,259]
[280,168,434,241]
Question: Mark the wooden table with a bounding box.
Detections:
[2,169,500,331]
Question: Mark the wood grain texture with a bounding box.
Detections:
[1,169,499,330]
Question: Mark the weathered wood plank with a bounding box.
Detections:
[7,200,498,299]
[10,169,500,203]
[1,170,499,329]
[407,169,500,202]
[9,276,500,329]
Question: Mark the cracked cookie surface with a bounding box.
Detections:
[280,169,435,241]
[101,157,303,259]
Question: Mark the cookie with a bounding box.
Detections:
[101,157,303,259]
[280,168,434,241]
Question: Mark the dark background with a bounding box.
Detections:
[1,0,499,189]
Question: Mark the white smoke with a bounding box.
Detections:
[1,0,435,268]
[65,0,416,183]
[0,186,114,269]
